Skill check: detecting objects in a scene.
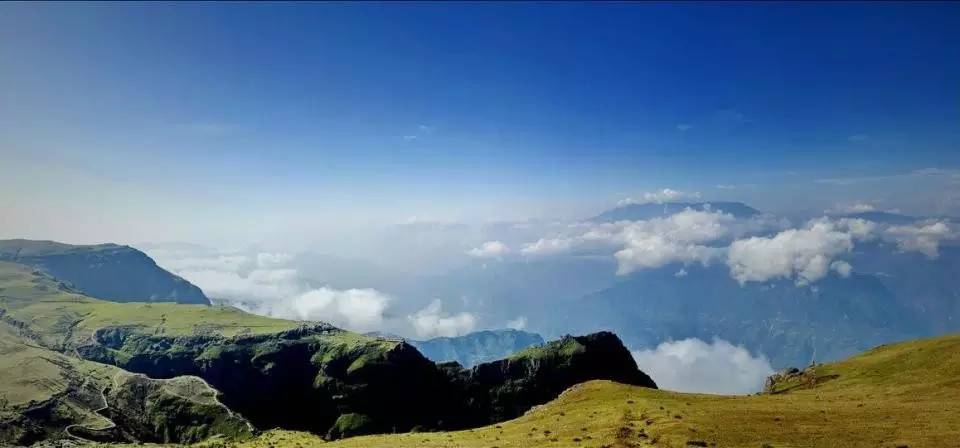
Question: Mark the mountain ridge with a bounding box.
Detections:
[0,239,209,305]
[592,201,760,222]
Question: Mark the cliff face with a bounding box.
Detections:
[78,324,459,437]
[450,331,657,424]
[76,325,655,439]
[0,239,209,305]
[101,374,253,444]
[0,320,250,447]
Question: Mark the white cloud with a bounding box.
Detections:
[830,260,853,277]
[144,247,395,333]
[885,221,953,258]
[286,288,391,333]
[829,202,876,214]
[615,236,721,275]
[521,237,576,256]
[726,219,857,285]
[676,123,693,131]
[409,300,477,338]
[506,316,527,330]
[183,266,300,301]
[618,188,702,205]
[467,240,511,258]
[632,338,774,395]
[674,268,688,277]
[608,209,735,274]
[521,209,738,274]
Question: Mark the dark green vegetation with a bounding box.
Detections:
[0,319,250,446]
[0,239,209,305]
[228,332,960,448]
[0,254,654,446]
[409,329,545,367]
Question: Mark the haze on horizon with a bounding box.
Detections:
[2,2,959,394]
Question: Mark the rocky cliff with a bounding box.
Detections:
[75,324,654,439]
[446,332,657,424]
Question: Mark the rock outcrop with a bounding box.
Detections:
[76,325,655,439]
[448,332,657,424]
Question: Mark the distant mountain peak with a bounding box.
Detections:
[0,239,209,305]
[838,211,917,225]
[592,201,760,222]
[409,329,545,367]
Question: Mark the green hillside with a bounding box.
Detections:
[0,259,655,445]
[0,239,210,305]
[216,331,960,448]
[4,255,959,447]
[0,261,300,348]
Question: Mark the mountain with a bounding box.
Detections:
[0,239,209,304]
[848,243,960,334]
[559,263,925,368]
[840,211,917,224]
[0,322,252,446]
[592,201,760,222]
[0,259,654,445]
[239,332,960,448]
[409,329,545,367]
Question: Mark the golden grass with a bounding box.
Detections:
[202,334,960,448]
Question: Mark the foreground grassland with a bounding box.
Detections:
[5,258,959,447]
[197,333,960,448]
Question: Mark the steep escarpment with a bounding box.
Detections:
[447,331,657,424]
[101,374,253,443]
[0,239,208,304]
[1,257,657,442]
[76,324,655,439]
[0,321,249,446]
[77,324,459,437]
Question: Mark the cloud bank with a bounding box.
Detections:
[145,246,393,333]
[632,338,774,395]
[618,188,701,205]
[515,204,954,286]
[467,241,511,258]
[408,300,477,338]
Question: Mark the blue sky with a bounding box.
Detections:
[1,2,959,245]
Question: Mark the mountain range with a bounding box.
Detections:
[0,246,653,446]
[408,329,545,367]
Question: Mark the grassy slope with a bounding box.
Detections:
[0,239,122,257]
[0,321,118,428]
[210,334,960,448]
[0,261,300,349]
[5,259,958,447]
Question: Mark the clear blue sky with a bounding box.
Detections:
[1,2,958,245]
